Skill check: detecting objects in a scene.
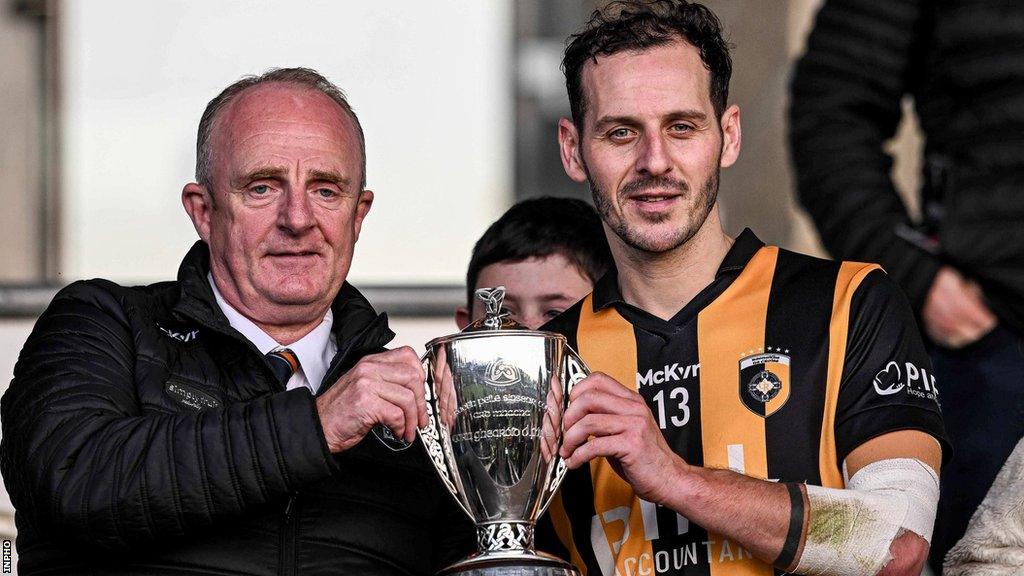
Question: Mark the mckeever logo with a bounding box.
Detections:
[158,325,200,343]
[637,363,700,388]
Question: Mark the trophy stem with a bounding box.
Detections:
[476,521,535,554]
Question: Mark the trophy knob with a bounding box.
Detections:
[463,286,524,332]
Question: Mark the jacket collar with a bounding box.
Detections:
[172,241,394,355]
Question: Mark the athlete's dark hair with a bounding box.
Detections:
[465,197,613,307]
[562,0,732,131]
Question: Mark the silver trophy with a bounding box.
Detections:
[419,286,589,576]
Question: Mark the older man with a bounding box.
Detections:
[0,68,472,575]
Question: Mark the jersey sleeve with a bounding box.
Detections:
[834,268,950,465]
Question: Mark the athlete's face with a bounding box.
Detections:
[183,83,372,326]
[558,41,741,254]
[456,253,594,330]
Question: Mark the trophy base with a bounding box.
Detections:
[437,551,580,576]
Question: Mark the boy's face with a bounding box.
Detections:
[456,253,594,330]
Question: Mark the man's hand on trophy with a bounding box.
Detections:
[434,347,457,430]
[316,346,428,452]
[559,372,689,505]
[540,374,564,463]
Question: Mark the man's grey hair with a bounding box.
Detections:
[194,67,367,192]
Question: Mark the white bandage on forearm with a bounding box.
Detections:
[794,458,940,576]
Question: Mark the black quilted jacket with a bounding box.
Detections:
[790,0,1024,333]
[0,241,474,575]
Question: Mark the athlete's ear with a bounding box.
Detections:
[559,118,588,183]
[719,104,741,169]
[455,306,471,330]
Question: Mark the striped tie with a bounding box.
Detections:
[266,348,300,386]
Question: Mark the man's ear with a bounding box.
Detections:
[558,118,588,183]
[719,104,742,169]
[455,306,471,330]
[352,189,374,242]
[182,182,214,242]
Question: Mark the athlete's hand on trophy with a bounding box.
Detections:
[316,346,427,452]
[540,373,564,463]
[559,372,688,504]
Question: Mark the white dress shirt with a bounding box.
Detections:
[209,274,337,394]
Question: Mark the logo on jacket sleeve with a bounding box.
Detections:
[165,379,222,410]
[739,348,790,417]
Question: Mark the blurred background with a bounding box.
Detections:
[0,0,927,568]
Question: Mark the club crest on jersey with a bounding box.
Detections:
[738,348,791,417]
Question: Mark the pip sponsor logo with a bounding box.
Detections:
[873,361,938,401]
[873,362,904,395]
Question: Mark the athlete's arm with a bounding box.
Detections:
[560,373,941,576]
[795,430,941,576]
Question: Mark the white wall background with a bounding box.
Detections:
[61,0,513,285]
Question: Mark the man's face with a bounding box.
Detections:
[558,41,740,254]
[184,83,372,325]
[456,253,594,330]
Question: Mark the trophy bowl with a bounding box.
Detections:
[419,287,588,576]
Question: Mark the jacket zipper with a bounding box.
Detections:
[280,491,299,576]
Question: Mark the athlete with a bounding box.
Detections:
[541,2,948,575]
[457,196,612,330]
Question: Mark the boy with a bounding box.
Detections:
[456,197,612,330]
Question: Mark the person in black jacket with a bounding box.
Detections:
[789,0,1024,569]
[0,67,473,575]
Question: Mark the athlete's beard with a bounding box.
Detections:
[588,166,720,255]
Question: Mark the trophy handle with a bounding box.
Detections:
[418,351,474,520]
[562,345,590,392]
[536,344,590,518]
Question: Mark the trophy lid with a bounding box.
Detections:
[425,286,565,350]
[462,286,527,332]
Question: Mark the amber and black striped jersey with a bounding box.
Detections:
[538,229,948,576]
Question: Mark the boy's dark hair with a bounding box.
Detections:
[466,197,613,307]
[562,0,732,131]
